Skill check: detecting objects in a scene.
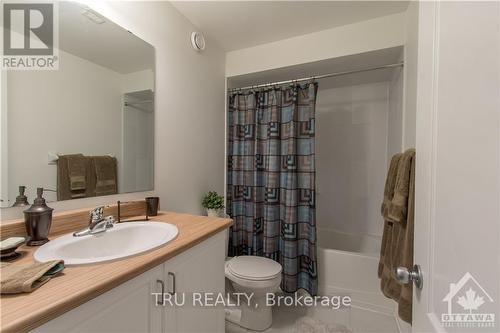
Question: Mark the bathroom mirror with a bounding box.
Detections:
[0,2,155,208]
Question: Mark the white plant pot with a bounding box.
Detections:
[206,208,223,217]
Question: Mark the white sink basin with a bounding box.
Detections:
[34,221,178,265]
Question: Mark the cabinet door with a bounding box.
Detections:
[34,265,164,333]
[163,232,226,333]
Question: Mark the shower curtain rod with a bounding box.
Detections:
[227,62,404,92]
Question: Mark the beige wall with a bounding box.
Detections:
[86,1,226,216]
[402,1,419,149]
[226,12,406,77]
[6,50,124,204]
[1,1,226,220]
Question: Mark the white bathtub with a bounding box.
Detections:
[317,228,395,313]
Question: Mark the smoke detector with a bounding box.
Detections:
[191,32,205,51]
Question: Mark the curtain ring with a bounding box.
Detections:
[308,77,316,88]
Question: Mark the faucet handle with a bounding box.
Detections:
[87,215,115,235]
[89,206,104,224]
[103,215,115,228]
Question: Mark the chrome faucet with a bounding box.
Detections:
[73,206,116,237]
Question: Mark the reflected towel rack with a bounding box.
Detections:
[124,100,153,106]
[124,100,154,112]
[48,152,115,165]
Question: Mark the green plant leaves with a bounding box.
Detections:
[202,191,224,209]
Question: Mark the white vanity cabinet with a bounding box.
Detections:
[33,232,226,333]
[162,231,225,333]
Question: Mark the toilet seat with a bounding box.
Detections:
[226,256,282,281]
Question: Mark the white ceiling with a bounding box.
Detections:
[171,1,409,51]
[59,2,154,74]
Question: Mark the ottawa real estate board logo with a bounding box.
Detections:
[2,1,59,70]
[441,272,495,329]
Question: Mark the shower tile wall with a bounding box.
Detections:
[316,80,402,238]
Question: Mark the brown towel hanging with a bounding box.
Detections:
[67,155,87,198]
[397,150,415,323]
[378,153,402,278]
[92,156,118,196]
[378,149,416,324]
[57,154,93,200]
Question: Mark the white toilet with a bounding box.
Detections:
[225,255,282,331]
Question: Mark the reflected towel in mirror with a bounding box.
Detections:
[92,156,117,196]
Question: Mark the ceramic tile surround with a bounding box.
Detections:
[316,81,402,239]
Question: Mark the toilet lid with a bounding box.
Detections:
[227,256,282,281]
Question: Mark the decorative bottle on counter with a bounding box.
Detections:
[24,188,54,246]
[12,185,29,207]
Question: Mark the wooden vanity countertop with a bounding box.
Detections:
[0,211,233,333]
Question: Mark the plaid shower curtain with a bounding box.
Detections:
[227,83,318,295]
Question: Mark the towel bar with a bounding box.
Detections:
[47,152,115,165]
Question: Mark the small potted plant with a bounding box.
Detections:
[202,191,224,217]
